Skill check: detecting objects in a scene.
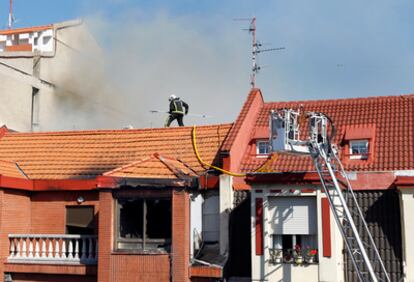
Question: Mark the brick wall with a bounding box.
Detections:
[110,254,170,282]
[172,189,190,282]
[0,189,99,281]
[0,189,31,280]
[30,191,99,234]
[98,188,190,282]
[97,190,113,282]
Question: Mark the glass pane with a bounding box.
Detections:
[66,206,94,228]
[119,199,143,239]
[350,140,368,154]
[257,141,269,154]
[146,199,172,239]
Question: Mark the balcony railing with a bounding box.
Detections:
[8,234,98,265]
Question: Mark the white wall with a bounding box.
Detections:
[399,188,414,282]
[317,191,344,282]
[190,192,203,258]
[251,184,344,282]
[219,174,233,255]
[0,20,107,132]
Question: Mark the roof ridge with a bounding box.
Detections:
[265,93,414,106]
[221,88,263,151]
[157,153,197,179]
[3,123,233,137]
[15,162,29,179]
[0,125,8,139]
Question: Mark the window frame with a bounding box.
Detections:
[65,205,95,235]
[256,140,270,156]
[271,234,318,264]
[349,139,369,160]
[268,196,318,264]
[114,196,172,253]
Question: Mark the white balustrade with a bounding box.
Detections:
[8,234,98,265]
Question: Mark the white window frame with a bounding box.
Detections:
[268,196,318,264]
[256,140,270,156]
[349,139,369,160]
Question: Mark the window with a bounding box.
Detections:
[31,87,40,131]
[256,140,270,155]
[268,197,318,264]
[116,198,172,252]
[66,206,95,235]
[349,140,369,160]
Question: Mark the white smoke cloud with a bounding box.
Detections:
[76,10,253,129]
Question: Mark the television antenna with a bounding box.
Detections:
[235,17,285,88]
[8,0,15,29]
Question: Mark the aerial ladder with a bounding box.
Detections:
[269,108,390,282]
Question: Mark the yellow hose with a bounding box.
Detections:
[192,125,279,176]
[192,126,247,177]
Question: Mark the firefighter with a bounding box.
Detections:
[165,95,189,127]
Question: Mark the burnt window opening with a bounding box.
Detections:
[116,198,172,252]
[66,206,95,235]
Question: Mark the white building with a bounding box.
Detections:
[0,19,111,132]
[217,89,413,281]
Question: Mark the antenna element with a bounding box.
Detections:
[236,17,285,88]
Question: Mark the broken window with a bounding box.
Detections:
[116,198,172,252]
[66,206,95,235]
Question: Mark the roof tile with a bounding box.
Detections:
[0,124,232,180]
[104,153,197,179]
[241,94,414,172]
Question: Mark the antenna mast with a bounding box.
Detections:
[250,17,257,88]
[8,0,13,29]
[237,17,285,88]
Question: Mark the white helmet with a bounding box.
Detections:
[169,94,177,101]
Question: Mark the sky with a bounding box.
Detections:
[0,0,413,128]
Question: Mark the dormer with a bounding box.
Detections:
[251,126,270,158]
[342,125,376,162]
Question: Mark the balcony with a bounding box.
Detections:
[7,234,98,265]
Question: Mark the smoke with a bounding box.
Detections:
[42,20,138,130]
[53,11,253,130]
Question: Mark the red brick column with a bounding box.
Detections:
[172,190,190,282]
[98,189,113,282]
[0,189,31,281]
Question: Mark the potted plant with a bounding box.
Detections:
[269,248,283,264]
[294,244,303,264]
[306,248,318,263]
[284,250,293,263]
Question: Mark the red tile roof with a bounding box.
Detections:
[221,88,262,151]
[104,153,197,179]
[0,124,232,180]
[0,160,27,179]
[240,94,414,173]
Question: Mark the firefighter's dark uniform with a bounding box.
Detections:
[165,98,189,127]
